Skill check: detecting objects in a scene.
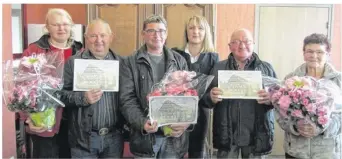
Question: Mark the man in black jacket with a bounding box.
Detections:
[203,28,277,158]
[119,15,190,158]
[60,19,124,158]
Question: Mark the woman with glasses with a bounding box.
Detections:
[172,15,219,158]
[19,8,83,158]
[278,33,341,159]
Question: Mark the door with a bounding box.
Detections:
[88,4,215,56]
[88,4,153,56]
[155,4,215,49]
[255,4,332,156]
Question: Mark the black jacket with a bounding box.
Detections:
[203,52,277,155]
[172,48,219,74]
[119,45,189,157]
[60,49,124,150]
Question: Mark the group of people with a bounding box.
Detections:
[19,8,341,159]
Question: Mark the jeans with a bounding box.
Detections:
[71,130,124,158]
[135,135,184,159]
[217,146,266,159]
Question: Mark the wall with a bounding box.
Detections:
[215,4,341,70]
[331,4,341,71]
[23,4,87,24]
[22,4,341,70]
[216,4,255,60]
[2,4,16,158]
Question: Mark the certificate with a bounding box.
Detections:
[149,96,198,127]
[73,59,119,92]
[218,70,262,99]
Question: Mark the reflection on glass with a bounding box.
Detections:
[11,4,23,54]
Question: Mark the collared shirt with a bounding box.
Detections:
[88,51,116,130]
[232,55,254,70]
[184,44,202,63]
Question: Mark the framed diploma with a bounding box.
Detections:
[149,96,198,127]
[218,70,262,99]
[73,59,119,92]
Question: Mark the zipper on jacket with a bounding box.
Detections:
[238,101,241,145]
[309,138,311,158]
[143,59,155,157]
[150,134,155,157]
[113,92,117,125]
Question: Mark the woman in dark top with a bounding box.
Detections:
[173,15,219,159]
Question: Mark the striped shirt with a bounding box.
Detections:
[88,52,116,130]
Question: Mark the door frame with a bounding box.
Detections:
[254,4,334,54]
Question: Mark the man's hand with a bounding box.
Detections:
[257,89,271,105]
[26,117,47,133]
[169,124,190,137]
[210,87,223,104]
[144,120,158,134]
[297,120,320,138]
[85,89,103,104]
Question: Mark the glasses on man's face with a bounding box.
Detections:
[230,40,253,46]
[144,29,166,36]
[49,23,71,28]
[304,50,327,56]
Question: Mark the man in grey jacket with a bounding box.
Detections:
[119,15,191,158]
[60,19,124,158]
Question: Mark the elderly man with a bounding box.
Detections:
[60,19,124,158]
[203,28,277,158]
[119,15,190,158]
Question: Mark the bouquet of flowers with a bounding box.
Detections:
[147,70,214,136]
[264,76,340,130]
[3,51,65,130]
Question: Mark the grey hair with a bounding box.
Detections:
[143,15,167,30]
[85,18,112,35]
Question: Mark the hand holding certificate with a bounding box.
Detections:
[218,70,262,99]
[147,70,214,128]
[73,59,119,92]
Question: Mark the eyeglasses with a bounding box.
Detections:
[304,50,327,55]
[144,29,167,36]
[49,23,72,28]
[230,40,253,46]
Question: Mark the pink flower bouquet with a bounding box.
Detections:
[147,70,214,100]
[3,51,65,130]
[147,70,214,136]
[267,76,339,129]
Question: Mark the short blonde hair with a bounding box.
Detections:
[184,15,215,53]
[44,8,75,46]
[84,18,112,35]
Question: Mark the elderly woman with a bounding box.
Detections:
[20,8,83,158]
[172,15,219,158]
[278,33,341,159]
